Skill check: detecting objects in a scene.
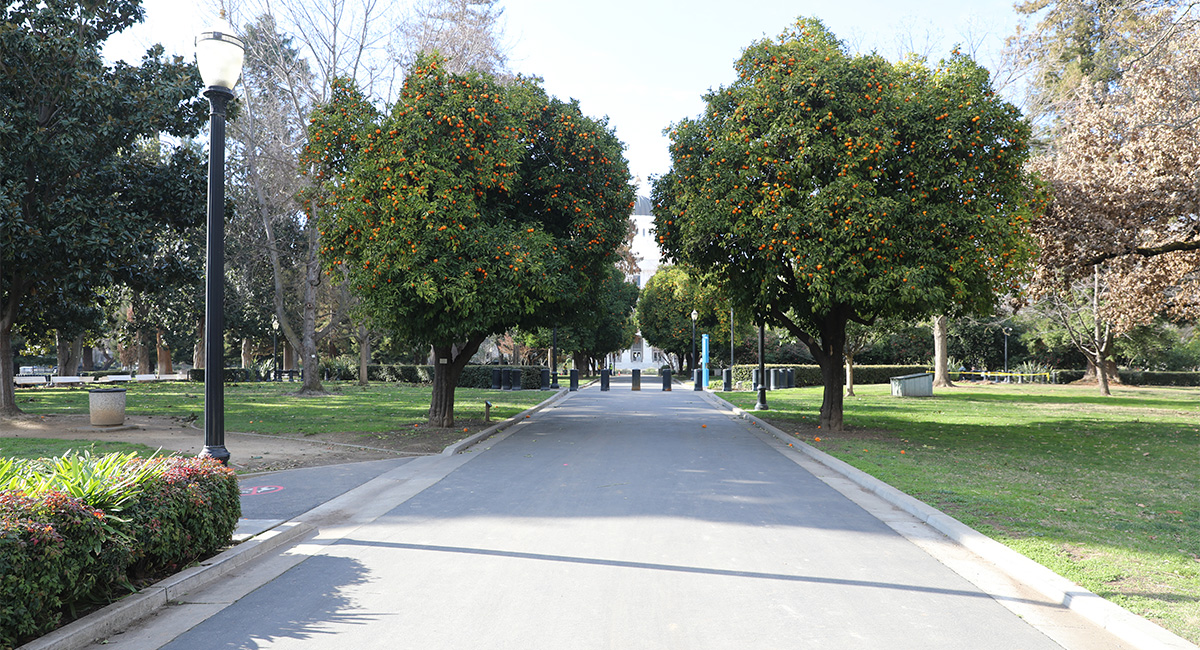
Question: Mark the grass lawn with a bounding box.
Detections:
[0,437,162,461]
[10,380,552,436]
[721,382,1200,644]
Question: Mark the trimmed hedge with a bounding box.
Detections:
[186,367,259,383]
[0,456,239,647]
[731,364,928,387]
[1118,370,1200,386]
[367,364,548,389]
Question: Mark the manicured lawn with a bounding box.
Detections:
[0,437,162,461]
[721,382,1200,643]
[11,381,551,436]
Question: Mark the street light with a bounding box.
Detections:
[690,309,698,378]
[271,316,279,382]
[196,12,244,465]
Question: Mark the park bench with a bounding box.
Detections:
[13,375,49,387]
[98,374,134,383]
[50,376,94,386]
[134,374,157,382]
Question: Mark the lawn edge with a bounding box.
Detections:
[704,390,1199,650]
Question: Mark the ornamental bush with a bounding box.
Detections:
[0,455,239,647]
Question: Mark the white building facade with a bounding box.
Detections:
[611,196,671,371]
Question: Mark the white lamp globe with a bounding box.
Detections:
[195,15,245,91]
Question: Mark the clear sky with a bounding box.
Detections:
[105,0,1026,195]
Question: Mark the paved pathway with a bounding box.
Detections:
[86,377,1131,649]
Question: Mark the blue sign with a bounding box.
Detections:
[702,334,710,387]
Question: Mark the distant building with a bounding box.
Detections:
[612,196,670,370]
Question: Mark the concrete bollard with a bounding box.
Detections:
[632,368,641,391]
[540,368,550,390]
[569,369,579,391]
[600,369,610,391]
[662,368,672,391]
[723,368,732,392]
[694,369,704,390]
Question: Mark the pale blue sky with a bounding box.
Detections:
[105,0,1026,194]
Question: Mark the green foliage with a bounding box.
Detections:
[730,364,927,386]
[0,0,209,411]
[0,454,239,645]
[652,17,1039,428]
[316,56,634,347]
[636,265,732,369]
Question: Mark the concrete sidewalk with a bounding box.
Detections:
[26,376,1195,649]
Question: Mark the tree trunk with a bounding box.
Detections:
[428,336,485,427]
[781,306,848,431]
[283,341,295,371]
[298,214,326,394]
[136,327,153,374]
[56,332,83,376]
[357,324,371,386]
[194,317,205,369]
[156,329,173,374]
[241,338,254,368]
[844,355,856,397]
[932,314,955,387]
[0,320,19,416]
[82,345,95,371]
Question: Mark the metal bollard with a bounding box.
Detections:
[569,369,579,392]
[632,368,641,391]
[600,368,611,391]
[662,368,672,391]
[511,368,523,391]
[723,368,732,392]
[694,369,703,391]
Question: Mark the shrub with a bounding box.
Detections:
[0,455,240,646]
[0,490,130,648]
[186,367,257,383]
[121,457,240,578]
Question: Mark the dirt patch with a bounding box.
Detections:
[0,413,491,474]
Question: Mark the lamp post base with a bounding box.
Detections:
[200,445,231,466]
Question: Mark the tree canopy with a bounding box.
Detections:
[652,18,1039,429]
[317,55,634,425]
[0,0,206,414]
[636,265,730,372]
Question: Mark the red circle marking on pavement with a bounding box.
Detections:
[240,485,284,496]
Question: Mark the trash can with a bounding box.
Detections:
[89,388,126,427]
[511,368,523,391]
[491,368,502,390]
[501,368,512,390]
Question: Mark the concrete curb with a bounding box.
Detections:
[18,521,315,650]
[703,390,1198,650]
[442,387,572,455]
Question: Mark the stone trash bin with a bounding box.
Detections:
[88,387,127,426]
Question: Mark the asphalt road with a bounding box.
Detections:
[95,377,1128,649]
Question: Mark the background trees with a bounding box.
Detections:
[635,266,730,372]
[318,56,633,426]
[0,0,206,414]
[653,18,1038,430]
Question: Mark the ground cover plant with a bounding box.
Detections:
[720,383,1200,643]
[8,381,550,436]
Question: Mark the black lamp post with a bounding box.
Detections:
[755,320,768,411]
[690,309,698,375]
[196,13,244,465]
[271,316,279,382]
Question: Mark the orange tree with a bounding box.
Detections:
[316,55,633,426]
[652,18,1039,430]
